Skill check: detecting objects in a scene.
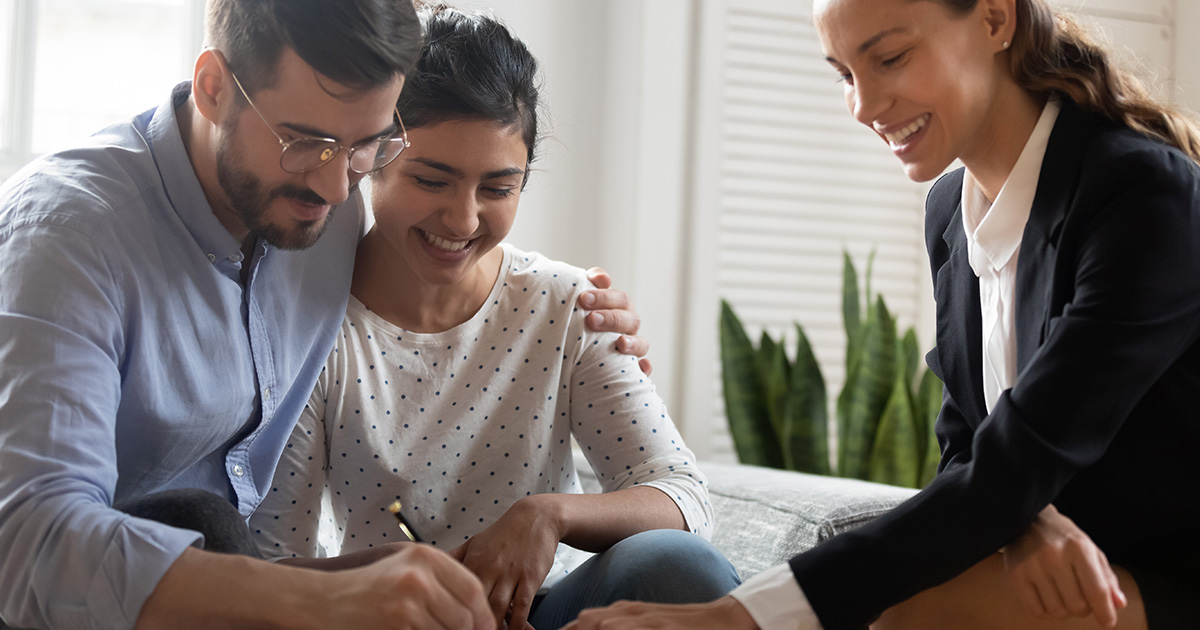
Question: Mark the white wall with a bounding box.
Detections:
[445,0,696,409]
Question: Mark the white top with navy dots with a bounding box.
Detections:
[251,244,712,589]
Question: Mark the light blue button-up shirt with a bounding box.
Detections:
[0,83,363,629]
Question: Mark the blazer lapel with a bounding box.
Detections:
[935,189,989,423]
[1014,99,1101,372]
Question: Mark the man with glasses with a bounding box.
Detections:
[0,1,644,629]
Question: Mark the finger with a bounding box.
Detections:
[391,561,487,630]
[1036,574,1071,619]
[585,267,613,289]
[616,334,650,359]
[637,357,653,376]
[448,542,469,562]
[1075,556,1118,627]
[507,580,538,630]
[578,288,631,312]
[488,580,517,626]
[586,310,642,338]
[1010,571,1048,619]
[396,606,462,630]
[1053,564,1091,617]
[1109,567,1128,610]
[576,291,633,316]
[422,550,494,630]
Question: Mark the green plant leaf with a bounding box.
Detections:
[782,324,830,475]
[759,331,790,442]
[719,300,785,468]
[865,249,877,309]
[899,328,919,390]
[868,374,921,488]
[842,251,862,370]
[836,295,897,479]
[915,368,944,487]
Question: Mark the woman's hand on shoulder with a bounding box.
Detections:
[1002,504,1126,628]
[450,495,565,630]
[578,267,652,375]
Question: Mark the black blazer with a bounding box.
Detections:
[787,99,1200,630]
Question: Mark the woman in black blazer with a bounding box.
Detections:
[567,0,1199,629]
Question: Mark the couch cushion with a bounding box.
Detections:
[575,455,917,581]
[702,462,917,579]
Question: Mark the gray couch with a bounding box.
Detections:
[578,458,917,580]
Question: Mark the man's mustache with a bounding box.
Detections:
[271,185,328,206]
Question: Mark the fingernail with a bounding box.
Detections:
[580,292,595,307]
[590,312,604,327]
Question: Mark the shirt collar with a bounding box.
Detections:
[961,97,1061,275]
[144,81,245,264]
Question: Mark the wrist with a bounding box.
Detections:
[135,549,337,630]
[715,596,759,630]
[516,493,568,542]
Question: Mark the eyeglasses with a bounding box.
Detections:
[228,69,410,175]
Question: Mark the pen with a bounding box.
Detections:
[387,500,422,542]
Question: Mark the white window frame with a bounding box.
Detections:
[0,0,206,181]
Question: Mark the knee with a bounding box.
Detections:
[604,530,740,602]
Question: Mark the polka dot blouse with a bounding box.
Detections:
[250,244,712,589]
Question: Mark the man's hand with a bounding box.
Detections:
[564,597,758,630]
[451,496,563,630]
[1002,504,1126,628]
[579,267,652,375]
[327,543,495,630]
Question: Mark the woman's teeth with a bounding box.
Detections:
[423,230,471,252]
[883,113,930,146]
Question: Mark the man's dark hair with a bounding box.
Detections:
[397,4,541,171]
[206,0,423,95]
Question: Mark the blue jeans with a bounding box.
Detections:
[527,529,742,630]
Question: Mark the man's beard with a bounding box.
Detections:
[214,120,339,251]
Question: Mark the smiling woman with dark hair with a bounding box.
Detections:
[250,6,740,630]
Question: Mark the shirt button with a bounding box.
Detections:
[206,253,216,262]
[263,388,272,401]
[232,464,245,477]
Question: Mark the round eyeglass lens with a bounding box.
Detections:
[280,138,340,174]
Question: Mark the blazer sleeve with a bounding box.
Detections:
[925,346,976,476]
[787,145,1200,630]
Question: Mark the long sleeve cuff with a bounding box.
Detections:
[730,563,823,630]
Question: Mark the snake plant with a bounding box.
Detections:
[719,252,942,488]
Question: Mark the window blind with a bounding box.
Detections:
[681,0,1174,462]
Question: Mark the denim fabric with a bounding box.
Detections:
[528,529,741,629]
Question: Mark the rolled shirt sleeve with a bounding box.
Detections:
[0,221,201,629]
[567,301,714,540]
[0,83,360,628]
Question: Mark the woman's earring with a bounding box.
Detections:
[1002,41,1011,49]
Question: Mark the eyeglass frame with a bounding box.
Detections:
[226,68,411,175]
